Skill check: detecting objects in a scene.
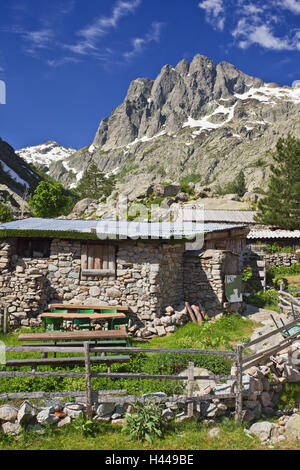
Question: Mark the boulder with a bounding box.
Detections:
[73,198,98,215]
[96,403,115,417]
[179,367,216,395]
[249,421,274,441]
[57,416,72,427]
[285,415,300,441]
[37,408,59,425]
[2,422,22,435]
[0,405,18,423]
[17,401,39,426]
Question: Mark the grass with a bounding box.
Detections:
[0,315,257,400]
[138,314,256,350]
[1,417,299,451]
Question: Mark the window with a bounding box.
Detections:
[81,243,116,279]
[17,238,51,258]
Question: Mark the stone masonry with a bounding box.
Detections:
[0,238,243,333]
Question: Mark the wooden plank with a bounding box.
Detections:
[82,269,115,277]
[187,361,194,418]
[191,305,204,324]
[84,342,92,419]
[18,330,128,342]
[94,245,102,270]
[102,245,109,270]
[243,317,300,349]
[0,390,127,400]
[81,244,88,281]
[279,291,300,306]
[88,244,94,270]
[108,245,116,272]
[235,345,243,423]
[40,312,126,320]
[49,304,129,311]
[185,301,197,323]
[5,355,131,367]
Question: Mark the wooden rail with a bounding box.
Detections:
[0,343,244,422]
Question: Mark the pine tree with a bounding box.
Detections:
[235,170,247,197]
[254,135,300,230]
[77,162,116,200]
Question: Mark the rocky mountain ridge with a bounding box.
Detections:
[8,54,300,206]
[40,54,300,200]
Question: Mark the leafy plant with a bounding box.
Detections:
[242,265,253,282]
[247,288,279,310]
[122,399,169,443]
[0,203,13,222]
[73,415,102,437]
[29,181,73,218]
[277,383,300,410]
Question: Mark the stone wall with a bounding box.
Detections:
[183,249,244,316]
[264,252,299,268]
[0,238,187,331]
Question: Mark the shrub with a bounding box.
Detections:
[122,399,169,443]
[0,203,13,223]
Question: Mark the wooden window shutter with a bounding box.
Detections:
[81,243,116,279]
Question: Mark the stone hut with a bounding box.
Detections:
[0,218,248,335]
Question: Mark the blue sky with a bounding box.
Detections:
[1,0,300,151]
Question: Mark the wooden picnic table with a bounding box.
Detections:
[40,312,126,320]
[49,304,129,312]
[18,330,128,342]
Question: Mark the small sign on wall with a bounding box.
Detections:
[225,275,243,302]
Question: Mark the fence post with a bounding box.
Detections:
[84,342,92,419]
[3,306,8,334]
[187,361,195,418]
[235,345,243,423]
[279,282,283,315]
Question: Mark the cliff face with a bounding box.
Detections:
[25,54,300,198]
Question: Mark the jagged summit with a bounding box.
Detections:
[13,53,300,197]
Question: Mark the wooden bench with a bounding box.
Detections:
[21,340,128,348]
[5,355,131,367]
[49,304,129,312]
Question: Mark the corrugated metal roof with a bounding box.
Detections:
[204,210,256,224]
[0,218,247,239]
[248,230,300,239]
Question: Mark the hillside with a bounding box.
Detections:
[0,138,42,214]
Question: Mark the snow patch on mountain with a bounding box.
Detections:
[16,141,77,171]
[1,160,30,188]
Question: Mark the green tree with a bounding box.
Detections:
[214,170,247,197]
[0,203,13,222]
[77,162,115,200]
[254,135,300,229]
[235,170,247,197]
[29,181,72,218]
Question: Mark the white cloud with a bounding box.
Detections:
[65,0,141,56]
[198,0,225,30]
[279,0,300,14]
[124,22,164,60]
[199,0,300,51]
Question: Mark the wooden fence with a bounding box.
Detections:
[0,344,246,421]
[279,283,300,315]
